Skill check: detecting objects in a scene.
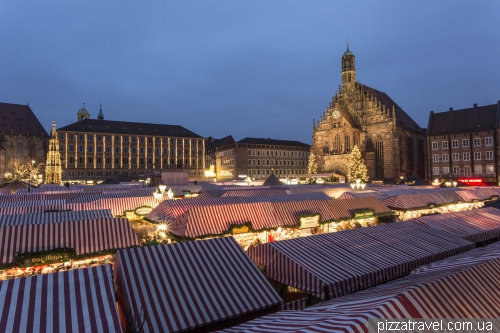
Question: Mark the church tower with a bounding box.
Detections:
[341,43,356,90]
[45,120,62,184]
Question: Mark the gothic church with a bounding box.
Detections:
[311,45,427,181]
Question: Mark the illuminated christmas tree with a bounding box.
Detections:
[308,153,317,174]
[45,120,62,184]
[347,145,368,182]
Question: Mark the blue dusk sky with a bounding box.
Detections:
[0,1,499,144]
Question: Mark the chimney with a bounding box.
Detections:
[449,107,453,112]
[474,103,478,109]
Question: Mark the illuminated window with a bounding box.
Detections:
[487,165,495,174]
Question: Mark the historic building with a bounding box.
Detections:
[0,102,49,176]
[311,45,426,181]
[427,101,500,185]
[45,120,62,184]
[215,137,310,180]
[57,104,205,183]
[205,135,235,176]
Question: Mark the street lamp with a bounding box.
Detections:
[159,179,166,193]
[167,187,174,200]
[153,188,163,201]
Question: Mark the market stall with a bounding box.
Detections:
[0,265,122,333]
[0,209,113,226]
[247,222,473,301]
[0,218,139,279]
[114,237,282,333]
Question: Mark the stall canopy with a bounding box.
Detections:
[248,222,473,300]
[0,218,139,264]
[225,254,500,332]
[114,237,282,333]
[149,197,392,239]
[415,207,500,243]
[0,209,113,226]
[0,265,121,333]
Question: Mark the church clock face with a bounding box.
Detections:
[332,109,341,119]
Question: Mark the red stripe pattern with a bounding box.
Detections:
[248,222,473,300]
[114,237,282,333]
[0,209,113,226]
[0,265,121,333]
[0,218,139,264]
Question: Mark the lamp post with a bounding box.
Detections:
[351,178,366,191]
[167,187,174,200]
[153,188,163,201]
[28,160,35,193]
[159,179,166,193]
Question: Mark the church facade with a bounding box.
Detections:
[311,45,427,181]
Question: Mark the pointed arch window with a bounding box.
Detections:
[344,134,351,153]
[333,134,342,153]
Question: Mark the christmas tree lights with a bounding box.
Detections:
[347,145,368,184]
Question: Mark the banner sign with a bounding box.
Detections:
[299,214,321,229]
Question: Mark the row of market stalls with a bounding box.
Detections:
[245,206,500,306]
[338,186,500,220]
[0,211,140,280]
[2,204,500,332]
[146,195,393,249]
[225,239,500,332]
[0,237,285,333]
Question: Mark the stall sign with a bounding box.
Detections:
[457,178,483,185]
[135,206,153,216]
[299,214,321,229]
[16,252,73,266]
[353,210,374,219]
[232,225,250,234]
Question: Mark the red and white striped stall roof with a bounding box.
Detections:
[0,209,113,226]
[411,241,500,275]
[415,207,500,243]
[114,237,282,333]
[0,218,139,264]
[225,256,500,332]
[170,202,280,238]
[222,189,289,197]
[248,222,473,300]
[0,265,121,333]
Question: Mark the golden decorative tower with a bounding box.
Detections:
[45,120,62,184]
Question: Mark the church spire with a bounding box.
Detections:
[98,100,104,120]
[341,42,356,89]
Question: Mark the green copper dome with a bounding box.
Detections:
[77,103,90,115]
[343,45,354,56]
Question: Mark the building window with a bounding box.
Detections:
[97,146,102,153]
[452,153,459,161]
[115,136,120,142]
[453,166,460,174]
[123,147,129,154]
[464,166,471,177]
[442,166,449,175]
[87,146,93,153]
[487,165,495,174]
[442,154,449,162]
[248,159,251,166]
[115,147,120,153]
[115,158,120,165]
[124,137,129,143]
[132,137,136,143]
[433,167,439,175]
[97,135,102,142]
[485,137,493,146]
[97,157,102,164]
[58,133,64,140]
[68,157,74,164]
[87,134,93,141]
[463,153,470,161]
[106,158,111,165]
[123,158,129,164]
[486,151,493,160]
[78,135,84,141]
[473,138,481,147]
[78,157,84,164]
[442,141,448,149]
[68,134,75,140]
[78,145,84,152]
[132,158,137,165]
[69,145,74,152]
[88,157,93,164]
[106,147,111,153]
[140,137,144,143]
[432,142,438,150]
[59,146,65,152]
[474,165,482,174]
[474,152,481,160]
[452,140,458,148]
[463,139,469,148]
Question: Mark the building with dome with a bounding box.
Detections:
[56,104,205,183]
[311,45,427,182]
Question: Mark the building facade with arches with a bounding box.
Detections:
[311,45,427,181]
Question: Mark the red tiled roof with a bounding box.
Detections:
[0,102,48,137]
